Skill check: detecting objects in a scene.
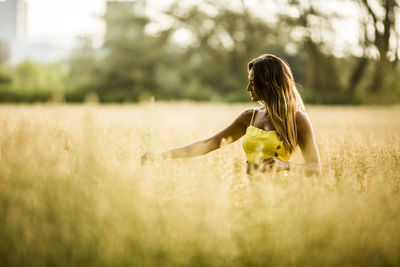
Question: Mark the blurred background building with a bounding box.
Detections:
[0,0,147,64]
[0,0,74,64]
[0,0,28,43]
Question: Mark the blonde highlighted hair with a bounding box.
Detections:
[248,54,305,154]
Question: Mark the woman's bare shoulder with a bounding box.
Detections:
[242,107,257,114]
[239,107,260,120]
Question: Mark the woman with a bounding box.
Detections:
[141,54,321,177]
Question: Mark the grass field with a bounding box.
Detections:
[1,102,399,266]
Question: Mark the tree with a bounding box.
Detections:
[0,41,11,84]
[161,0,280,101]
[276,0,347,101]
[67,36,102,95]
[358,0,399,92]
[68,0,174,102]
[277,0,400,103]
[0,41,9,66]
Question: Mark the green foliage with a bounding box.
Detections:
[0,41,9,66]
[0,60,67,103]
[0,0,399,104]
[0,65,12,85]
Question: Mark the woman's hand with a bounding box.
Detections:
[140,152,150,166]
[141,151,161,166]
[261,157,290,172]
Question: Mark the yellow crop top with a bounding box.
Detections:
[242,109,291,164]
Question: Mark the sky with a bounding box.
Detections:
[27,0,175,40]
[28,0,106,40]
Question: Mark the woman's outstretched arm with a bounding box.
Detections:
[141,109,252,163]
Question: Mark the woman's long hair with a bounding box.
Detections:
[248,54,305,154]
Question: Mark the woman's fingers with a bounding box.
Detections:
[140,154,146,166]
[262,157,290,171]
[141,152,150,166]
[141,152,163,166]
[262,157,275,164]
[261,157,276,171]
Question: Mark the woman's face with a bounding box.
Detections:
[246,68,260,101]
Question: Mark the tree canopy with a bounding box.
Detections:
[1,0,399,104]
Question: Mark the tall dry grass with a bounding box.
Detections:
[0,102,399,266]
